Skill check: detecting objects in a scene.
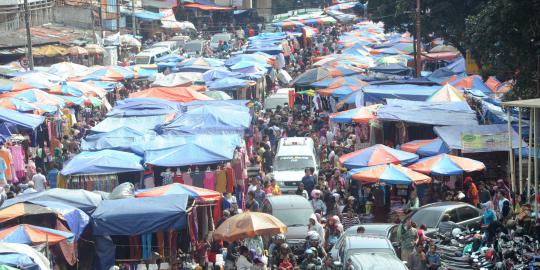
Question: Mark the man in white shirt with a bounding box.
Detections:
[31,168,47,192]
[22,181,37,194]
[236,246,253,270]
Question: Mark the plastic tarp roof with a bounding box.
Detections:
[159,106,251,135]
[0,108,45,129]
[61,150,143,175]
[134,10,164,21]
[107,98,179,117]
[362,84,440,103]
[31,200,89,240]
[81,127,147,151]
[91,195,188,235]
[434,124,524,152]
[0,243,50,270]
[1,188,102,214]
[377,99,478,126]
[91,114,168,133]
[131,134,242,156]
[144,139,238,166]
[207,77,253,91]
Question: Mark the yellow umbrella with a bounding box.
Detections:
[214,212,287,242]
[34,45,67,57]
[67,46,88,56]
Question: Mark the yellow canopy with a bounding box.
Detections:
[34,45,67,57]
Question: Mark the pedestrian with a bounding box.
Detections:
[325,216,342,249]
[408,244,428,270]
[47,165,59,189]
[236,246,253,270]
[341,209,360,230]
[32,168,47,192]
[245,191,260,212]
[399,220,418,261]
[496,190,512,223]
[302,167,315,197]
[426,245,441,270]
[310,189,327,215]
[404,190,420,214]
[295,182,309,199]
[464,176,479,207]
[270,177,281,195]
[308,215,325,247]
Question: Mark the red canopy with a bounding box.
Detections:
[183,3,232,10]
[129,86,211,102]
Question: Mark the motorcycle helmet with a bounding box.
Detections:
[309,233,320,242]
[274,233,286,241]
[452,228,462,237]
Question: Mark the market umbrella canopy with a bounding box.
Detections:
[0,224,74,245]
[33,45,67,57]
[0,203,56,224]
[70,66,134,82]
[129,86,211,102]
[67,46,88,56]
[290,67,331,86]
[48,62,88,79]
[85,44,105,54]
[214,212,287,242]
[0,79,41,92]
[2,189,102,214]
[400,138,450,156]
[349,164,431,185]
[408,153,486,176]
[49,81,107,97]
[329,104,380,124]
[339,144,419,169]
[426,84,464,102]
[0,243,50,270]
[135,183,221,202]
[207,77,254,91]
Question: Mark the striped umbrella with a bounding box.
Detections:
[408,153,486,176]
[0,224,74,245]
[329,104,380,123]
[400,138,450,156]
[349,164,431,185]
[339,144,419,169]
[135,183,221,202]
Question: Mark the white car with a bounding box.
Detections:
[135,47,171,65]
[272,137,319,192]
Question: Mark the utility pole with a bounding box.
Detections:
[23,0,34,70]
[98,0,104,39]
[116,0,121,33]
[131,0,136,35]
[414,0,422,78]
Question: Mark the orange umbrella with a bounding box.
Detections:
[67,46,88,56]
[129,86,211,102]
[0,203,56,224]
[214,212,287,242]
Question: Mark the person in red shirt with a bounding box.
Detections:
[464,176,479,207]
[248,27,255,37]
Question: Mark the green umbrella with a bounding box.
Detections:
[203,90,232,100]
[86,96,103,108]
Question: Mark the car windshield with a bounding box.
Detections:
[135,56,150,65]
[273,208,312,226]
[264,96,288,110]
[274,156,313,171]
[185,43,201,52]
[410,209,442,228]
[212,34,231,42]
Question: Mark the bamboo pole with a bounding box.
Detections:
[508,110,516,195]
[528,110,534,202]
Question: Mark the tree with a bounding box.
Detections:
[368,0,486,56]
[465,0,540,100]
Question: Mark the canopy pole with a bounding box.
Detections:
[519,109,523,195]
[528,109,534,203]
[508,110,516,196]
[535,108,538,216]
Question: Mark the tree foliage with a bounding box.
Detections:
[466,0,540,100]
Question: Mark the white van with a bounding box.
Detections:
[151,41,181,54]
[135,47,171,65]
[264,93,288,111]
[272,137,319,192]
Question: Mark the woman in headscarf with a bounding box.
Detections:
[325,216,343,250]
[308,214,325,247]
[310,189,327,215]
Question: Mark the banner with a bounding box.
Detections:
[461,132,510,153]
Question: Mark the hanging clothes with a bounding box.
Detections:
[0,148,13,182]
[203,171,216,190]
[191,171,205,188]
[69,174,118,192]
[141,233,152,260]
[156,231,165,257]
[225,167,235,193]
[215,170,227,193]
[160,170,174,186]
[173,172,183,184]
[143,168,155,189]
[129,236,141,260]
[182,172,193,186]
[9,145,25,181]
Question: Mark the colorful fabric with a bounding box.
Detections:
[203,171,216,190]
[215,170,227,193]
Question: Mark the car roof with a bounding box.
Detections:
[137,47,170,56]
[349,253,407,270]
[264,195,311,209]
[344,235,392,249]
[186,40,204,44]
[344,224,395,237]
[418,201,475,211]
[153,41,176,46]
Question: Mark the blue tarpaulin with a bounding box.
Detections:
[92,115,168,132]
[0,108,45,129]
[134,10,163,21]
[108,98,179,117]
[434,124,523,152]
[31,201,89,240]
[207,77,252,91]
[144,140,237,167]
[362,84,440,103]
[91,195,188,235]
[132,134,242,156]
[81,127,147,151]
[159,106,250,135]
[377,99,478,126]
[61,150,143,175]
[1,188,103,214]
